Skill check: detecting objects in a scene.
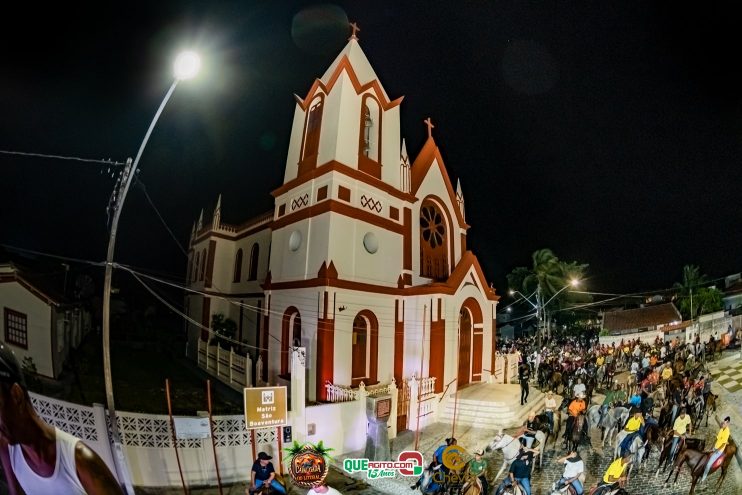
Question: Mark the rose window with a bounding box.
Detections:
[420,206,445,248]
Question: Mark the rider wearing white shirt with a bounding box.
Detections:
[573,379,586,398]
[556,451,584,494]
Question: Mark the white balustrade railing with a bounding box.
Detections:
[419,376,436,396]
[197,340,252,392]
[324,381,358,402]
[366,383,391,397]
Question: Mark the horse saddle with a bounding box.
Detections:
[710,453,726,470]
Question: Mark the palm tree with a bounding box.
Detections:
[507,249,589,341]
[673,265,708,320]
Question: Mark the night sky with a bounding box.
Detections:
[2,1,741,297]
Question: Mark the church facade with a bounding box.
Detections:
[185,36,499,402]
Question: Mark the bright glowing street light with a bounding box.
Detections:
[102,50,201,492]
[174,50,201,80]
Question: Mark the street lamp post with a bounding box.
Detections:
[509,279,579,346]
[102,51,201,491]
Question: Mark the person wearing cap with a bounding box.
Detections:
[250,452,285,494]
[411,436,455,489]
[466,449,488,495]
[556,451,584,495]
[0,343,122,495]
[701,416,731,482]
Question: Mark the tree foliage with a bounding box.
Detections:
[210,313,237,348]
[673,264,721,319]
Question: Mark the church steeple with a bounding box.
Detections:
[282,24,404,191]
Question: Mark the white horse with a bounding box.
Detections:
[602,407,629,447]
[486,433,521,481]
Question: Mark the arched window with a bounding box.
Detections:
[248,243,259,281]
[299,95,324,175]
[281,308,301,376]
[419,199,450,281]
[193,252,200,282]
[199,248,207,281]
[358,94,381,178]
[351,310,379,387]
[233,249,243,282]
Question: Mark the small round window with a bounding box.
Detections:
[363,232,378,254]
[288,231,302,252]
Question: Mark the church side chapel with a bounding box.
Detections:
[185,25,499,404]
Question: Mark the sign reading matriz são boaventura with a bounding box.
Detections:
[244,386,288,429]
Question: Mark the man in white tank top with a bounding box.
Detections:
[0,344,123,494]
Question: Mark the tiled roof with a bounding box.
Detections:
[603,303,682,332]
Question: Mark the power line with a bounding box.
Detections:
[0,150,126,166]
[134,178,188,256]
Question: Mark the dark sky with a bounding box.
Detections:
[2,1,741,297]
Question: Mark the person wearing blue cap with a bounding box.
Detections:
[0,344,123,494]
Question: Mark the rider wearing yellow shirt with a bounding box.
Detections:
[701,417,731,482]
[596,355,605,367]
[661,366,673,381]
[597,453,632,494]
[619,409,644,458]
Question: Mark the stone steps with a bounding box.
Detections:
[437,383,546,429]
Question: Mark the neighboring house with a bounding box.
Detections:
[602,302,683,337]
[723,273,742,315]
[185,36,500,403]
[0,263,90,379]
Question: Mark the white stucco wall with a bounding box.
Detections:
[0,282,54,377]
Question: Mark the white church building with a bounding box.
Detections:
[185,34,500,403]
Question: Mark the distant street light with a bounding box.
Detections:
[509,279,579,345]
[102,51,201,492]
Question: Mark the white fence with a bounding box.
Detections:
[197,340,253,392]
[599,330,663,347]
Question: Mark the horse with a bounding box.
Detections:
[641,422,663,465]
[655,436,705,476]
[486,433,523,482]
[550,371,564,395]
[703,393,718,427]
[564,414,586,452]
[250,476,288,495]
[416,464,445,494]
[601,407,629,447]
[460,469,483,495]
[623,435,646,480]
[664,440,737,495]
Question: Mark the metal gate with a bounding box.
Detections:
[397,379,410,432]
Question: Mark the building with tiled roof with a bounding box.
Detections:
[602,302,682,335]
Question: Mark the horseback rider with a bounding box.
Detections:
[564,393,587,447]
[595,453,632,494]
[410,437,456,490]
[573,378,586,399]
[519,412,539,449]
[555,451,584,494]
[250,452,286,494]
[670,407,692,461]
[466,449,488,495]
[701,416,730,483]
[495,447,534,495]
[544,391,557,434]
[619,408,644,458]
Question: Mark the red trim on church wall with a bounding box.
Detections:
[429,314,445,394]
[261,295,270,381]
[357,94,382,179]
[472,331,483,378]
[394,300,404,383]
[491,316,497,374]
[296,55,404,113]
[460,233,466,255]
[338,186,351,202]
[271,199,404,235]
[205,240,216,288]
[272,160,417,203]
[403,208,412,270]
[390,206,399,221]
[317,185,328,201]
[317,291,334,402]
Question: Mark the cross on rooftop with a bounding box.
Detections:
[349,22,361,40]
[424,117,435,138]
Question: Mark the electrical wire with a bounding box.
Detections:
[0,150,126,166]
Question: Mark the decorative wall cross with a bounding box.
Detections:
[424,117,435,138]
[349,22,361,40]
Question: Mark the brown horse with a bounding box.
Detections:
[655,436,705,476]
[664,440,737,495]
